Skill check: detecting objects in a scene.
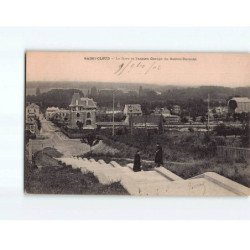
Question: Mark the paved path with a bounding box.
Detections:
[31,116,90,157]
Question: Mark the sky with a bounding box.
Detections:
[26,52,250,87]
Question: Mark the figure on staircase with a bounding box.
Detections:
[155,143,163,167]
[133,150,142,172]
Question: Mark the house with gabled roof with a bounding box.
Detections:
[123,104,142,116]
[26,103,40,119]
[228,97,250,114]
[69,93,97,129]
[123,104,142,125]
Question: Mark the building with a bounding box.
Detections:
[123,104,142,116]
[25,103,40,135]
[123,104,142,125]
[161,108,171,117]
[69,93,97,129]
[45,107,60,120]
[214,106,228,115]
[164,115,181,124]
[25,117,39,134]
[154,107,171,116]
[26,103,40,119]
[228,97,250,114]
[172,105,181,115]
[50,110,70,124]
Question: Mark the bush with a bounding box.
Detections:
[214,124,244,137]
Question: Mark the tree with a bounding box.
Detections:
[158,115,164,134]
[35,117,41,131]
[81,132,100,155]
[27,89,84,110]
[141,103,153,132]
[241,117,250,147]
[181,116,188,124]
[76,121,84,131]
[90,86,98,97]
[200,116,206,124]
[36,87,41,96]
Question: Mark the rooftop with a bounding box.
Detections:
[230,97,250,103]
[26,103,39,108]
[69,93,97,108]
[124,104,142,114]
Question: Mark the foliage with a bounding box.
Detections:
[96,113,126,122]
[76,121,84,131]
[25,149,128,194]
[25,130,36,143]
[214,124,244,137]
[241,121,250,147]
[35,117,41,131]
[36,87,41,96]
[81,132,100,154]
[181,117,188,123]
[26,88,84,110]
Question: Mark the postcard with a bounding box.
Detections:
[25,52,250,196]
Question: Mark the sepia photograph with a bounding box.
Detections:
[25,51,250,196]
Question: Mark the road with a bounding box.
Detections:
[31,115,90,157]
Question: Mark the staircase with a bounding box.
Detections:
[56,157,250,196]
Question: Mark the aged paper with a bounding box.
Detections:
[25,52,250,196]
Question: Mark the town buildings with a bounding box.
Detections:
[25,117,39,135]
[26,103,40,119]
[228,97,250,114]
[171,105,181,115]
[45,107,60,120]
[25,103,40,135]
[123,104,142,116]
[50,110,70,125]
[69,93,97,129]
[123,104,142,125]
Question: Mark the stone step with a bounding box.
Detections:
[126,163,144,172]
[119,169,172,195]
[55,157,249,196]
[89,163,133,184]
[121,177,239,196]
[191,172,250,196]
[98,159,108,165]
[154,167,183,181]
[120,178,171,195]
[157,178,237,196]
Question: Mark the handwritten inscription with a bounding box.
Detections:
[114,60,161,76]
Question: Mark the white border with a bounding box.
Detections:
[0,0,250,26]
[0,27,250,220]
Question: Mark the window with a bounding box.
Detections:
[86,120,91,125]
[87,112,91,118]
[76,113,80,117]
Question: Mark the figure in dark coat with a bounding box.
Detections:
[155,144,163,167]
[133,151,141,172]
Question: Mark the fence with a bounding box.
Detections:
[217,146,250,162]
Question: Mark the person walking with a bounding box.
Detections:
[155,143,163,167]
[133,150,142,172]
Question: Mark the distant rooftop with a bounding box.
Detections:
[26,103,39,108]
[124,104,142,114]
[69,93,97,108]
[230,97,250,103]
